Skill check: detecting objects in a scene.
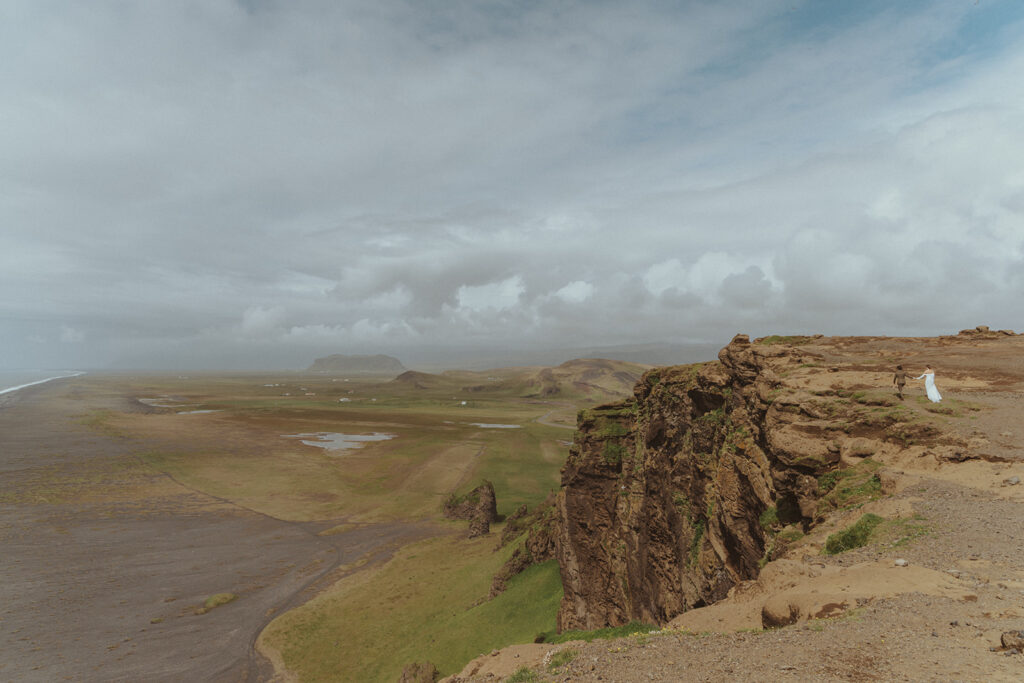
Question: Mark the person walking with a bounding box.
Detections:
[892,365,910,399]
[915,365,942,403]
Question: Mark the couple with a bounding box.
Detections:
[893,365,942,403]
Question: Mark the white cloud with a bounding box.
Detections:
[554,280,594,304]
[456,276,525,312]
[3,1,1024,368]
[239,306,286,336]
[60,325,84,343]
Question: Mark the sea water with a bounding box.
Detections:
[0,370,85,396]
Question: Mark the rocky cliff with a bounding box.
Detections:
[554,333,957,630]
[443,481,499,538]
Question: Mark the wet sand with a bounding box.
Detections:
[0,379,429,682]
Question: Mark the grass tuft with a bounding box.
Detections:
[759,506,779,530]
[506,667,540,682]
[195,592,237,614]
[756,335,811,346]
[539,621,657,645]
[547,648,578,671]
[823,513,884,555]
[816,461,883,514]
[601,442,626,465]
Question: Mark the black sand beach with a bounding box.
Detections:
[0,378,425,682]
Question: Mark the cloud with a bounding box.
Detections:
[60,325,85,344]
[554,281,594,304]
[2,1,1023,369]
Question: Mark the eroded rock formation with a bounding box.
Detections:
[443,481,499,538]
[554,333,958,630]
[489,495,559,598]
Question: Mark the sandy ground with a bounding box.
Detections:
[0,379,430,682]
[445,333,1024,682]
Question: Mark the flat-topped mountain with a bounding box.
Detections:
[306,353,407,376]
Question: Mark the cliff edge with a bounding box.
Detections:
[445,329,1024,681]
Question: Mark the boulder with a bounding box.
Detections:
[1001,630,1024,651]
[761,596,801,628]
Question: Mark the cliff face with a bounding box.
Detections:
[555,334,905,630]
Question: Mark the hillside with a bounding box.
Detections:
[391,358,649,402]
[445,328,1024,681]
[306,353,406,375]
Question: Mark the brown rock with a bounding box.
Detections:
[552,331,1001,635]
[467,516,490,539]
[498,504,530,546]
[556,338,843,631]
[491,495,559,597]
[762,596,801,628]
[1001,630,1024,651]
[398,660,439,683]
[841,437,876,460]
[443,481,498,538]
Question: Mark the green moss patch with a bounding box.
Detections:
[195,592,237,614]
[547,648,578,671]
[823,513,884,555]
[759,506,779,530]
[755,335,812,346]
[507,667,541,682]
[540,620,658,645]
[816,460,883,514]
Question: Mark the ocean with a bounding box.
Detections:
[0,370,85,396]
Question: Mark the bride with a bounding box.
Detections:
[915,365,942,403]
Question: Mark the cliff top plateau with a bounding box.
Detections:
[444,328,1024,682]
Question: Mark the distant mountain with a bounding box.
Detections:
[392,370,448,389]
[388,342,720,372]
[484,358,650,401]
[390,358,650,402]
[306,354,407,376]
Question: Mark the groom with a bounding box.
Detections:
[892,365,909,400]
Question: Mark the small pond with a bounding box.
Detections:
[281,432,396,452]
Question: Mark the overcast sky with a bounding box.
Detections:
[3,0,1023,370]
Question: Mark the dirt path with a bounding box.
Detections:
[531,401,577,431]
[0,379,428,682]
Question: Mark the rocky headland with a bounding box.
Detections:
[446,329,1024,681]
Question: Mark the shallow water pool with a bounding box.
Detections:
[281,432,396,452]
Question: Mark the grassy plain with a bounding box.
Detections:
[101,371,582,522]
[260,539,563,682]
[88,361,642,680]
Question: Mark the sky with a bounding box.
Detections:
[2,0,1023,370]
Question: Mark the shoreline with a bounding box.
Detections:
[0,370,85,396]
[0,376,434,682]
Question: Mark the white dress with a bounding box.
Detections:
[916,372,942,403]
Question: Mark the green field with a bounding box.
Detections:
[260,539,563,681]
[90,362,639,680]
